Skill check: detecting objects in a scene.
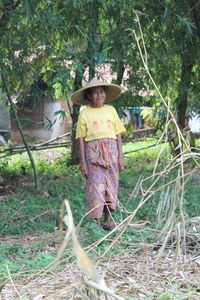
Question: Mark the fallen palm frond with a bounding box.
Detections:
[56,199,124,300]
[0,141,71,159]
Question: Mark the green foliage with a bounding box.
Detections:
[1,0,200,165]
[0,155,11,174]
[0,0,198,110]
[140,107,157,127]
[124,122,134,137]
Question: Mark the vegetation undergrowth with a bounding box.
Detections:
[0,138,200,280]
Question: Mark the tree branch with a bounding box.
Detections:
[1,71,40,189]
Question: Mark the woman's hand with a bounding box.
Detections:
[118,155,125,172]
[81,162,89,178]
[116,134,124,172]
[79,137,88,178]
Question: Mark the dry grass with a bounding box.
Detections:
[1,207,200,300]
[1,241,199,299]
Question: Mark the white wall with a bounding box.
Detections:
[43,100,67,140]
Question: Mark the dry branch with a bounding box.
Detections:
[0,132,71,158]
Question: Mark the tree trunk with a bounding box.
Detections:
[70,103,81,164]
[116,62,125,85]
[70,65,87,164]
[176,55,193,129]
[189,132,195,150]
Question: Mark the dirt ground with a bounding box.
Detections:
[0,232,200,300]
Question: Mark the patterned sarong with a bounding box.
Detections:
[85,138,119,218]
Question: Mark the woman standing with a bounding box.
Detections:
[71,78,126,231]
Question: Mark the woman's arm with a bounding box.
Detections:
[79,137,88,178]
[116,134,124,172]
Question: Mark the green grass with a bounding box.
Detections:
[0,138,171,236]
[0,138,200,279]
[0,241,56,279]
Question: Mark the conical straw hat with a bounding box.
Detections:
[71,78,122,105]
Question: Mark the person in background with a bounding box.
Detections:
[71,78,126,231]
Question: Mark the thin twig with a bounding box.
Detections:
[35,132,71,147]
[6,266,23,300]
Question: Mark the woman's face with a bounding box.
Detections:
[88,86,106,108]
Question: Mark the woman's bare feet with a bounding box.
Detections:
[103,223,115,231]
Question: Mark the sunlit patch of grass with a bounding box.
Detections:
[123,137,171,172]
[0,147,71,177]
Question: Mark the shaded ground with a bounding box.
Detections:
[0,233,200,300]
[0,176,32,195]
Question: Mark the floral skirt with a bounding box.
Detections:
[85,138,119,218]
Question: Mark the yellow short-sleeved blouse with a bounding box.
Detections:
[76,105,126,142]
